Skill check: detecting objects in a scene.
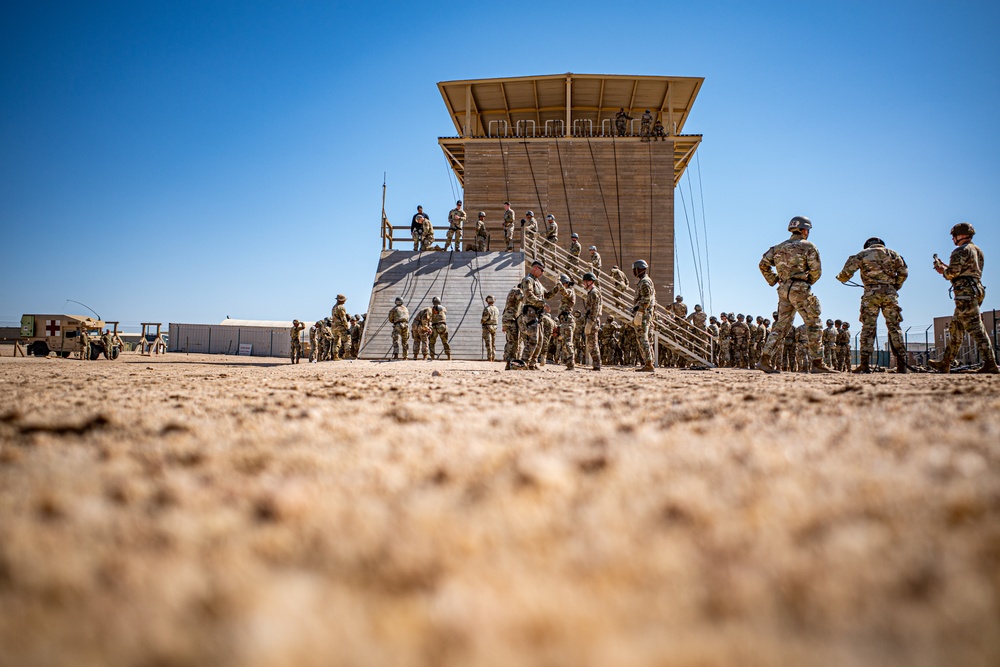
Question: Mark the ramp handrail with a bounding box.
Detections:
[531,236,715,366]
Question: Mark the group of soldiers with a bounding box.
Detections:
[289,294,367,364]
[77,327,119,361]
[386,295,453,361]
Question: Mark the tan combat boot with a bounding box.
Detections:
[978,355,1000,374]
[811,359,838,374]
[852,357,871,374]
[756,353,780,374]
[928,357,952,373]
[637,363,655,373]
[895,355,909,374]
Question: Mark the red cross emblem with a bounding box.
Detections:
[45,319,61,336]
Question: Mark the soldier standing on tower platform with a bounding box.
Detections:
[503,202,515,251]
[444,200,467,251]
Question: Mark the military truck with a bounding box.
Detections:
[19,314,120,359]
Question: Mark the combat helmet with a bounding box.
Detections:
[336,294,347,302]
[710,316,718,323]
[395,297,404,306]
[950,222,975,237]
[694,304,702,312]
[675,295,683,302]
[478,211,486,218]
[826,318,833,325]
[559,273,571,285]
[432,296,441,305]
[834,319,842,326]
[788,216,812,232]
[843,322,850,328]
[632,259,648,271]
[486,294,494,302]
[864,237,885,249]
[571,232,579,239]
[589,245,598,251]
[546,214,555,220]
[582,271,596,282]
[526,210,535,217]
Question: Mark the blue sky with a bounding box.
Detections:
[2,1,998,342]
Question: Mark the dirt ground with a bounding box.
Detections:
[0,352,998,667]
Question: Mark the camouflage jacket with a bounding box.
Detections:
[308,325,317,343]
[422,218,434,239]
[290,322,304,342]
[686,311,707,329]
[557,282,576,315]
[569,240,582,259]
[943,241,985,282]
[707,323,719,339]
[447,207,467,230]
[431,304,447,325]
[545,219,558,241]
[331,304,350,331]
[584,286,603,323]
[503,287,523,321]
[822,325,837,346]
[836,328,850,346]
[610,267,628,288]
[731,321,750,340]
[719,320,731,340]
[671,301,688,318]
[591,252,602,273]
[634,275,655,311]
[388,305,410,326]
[520,274,556,310]
[523,217,538,237]
[413,307,433,330]
[481,305,500,326]
[759,232,822,287]
[836,243,908,291]
[503,209,515,230]
[476,219,488,239]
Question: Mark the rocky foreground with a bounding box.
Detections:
[1,353,998,667]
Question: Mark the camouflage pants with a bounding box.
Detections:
[80,341,90,361]
[476,234,488,252]
[943,280,993,361]
[504,227,514,251]
[585,320,601,367]
[637,308,654,367]
[392,323,409,358]
[444,226,462,251]
[719,340,730,367]
[558,313,575,367]
[502,318,520,361]
[290,339,302,363]
[859,288,904,357]
[482,325,496,361]
[837,344,850,371]
[762,282,823,362]
[524,231,537,258]
[430,323,451,358]
[782,343,797,371]
[823,342,836,367]
[518,310,541,365]
[733,338,749,367]
[412,231,421,251]
[422,232,434,250]
[412,327,430,359]
[330,328,350,360]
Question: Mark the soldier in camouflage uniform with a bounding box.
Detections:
[796,324,810,372]
[837,237,909,373]
[568,233,582,276]
[79,326,91,361]
[444,200,467,251]
[822,319,838,368]
[502,202,515,251]
[522,211,539,258]
[539,306,557,367]
[389,297,410,360]
[748,315,762,367]
[782,326,798,372]
[330,295,351,360]
[502,286,523,368]
[518,258,557,369]
[930,222,998,373]
[718,313,731,367]
[421,215,435,251]
[543,214,559,265]
[412,305,433,360]
[475,212,489,252]
[481,295,499,361]
[101,329,113,360]
[555,274,577,369]
[686,304,707,329]
[589,246,602,278]
[428,297,451,360]
[757,216,836,373]
[631,259,656,372]
[289,319,305,364]
[836,321,851,371]
[640,110,653,141]
[707,316,720,366]
[308,321,318,362]
[582,272,603,370]
[731,314,750,368]
[610,265,629,295]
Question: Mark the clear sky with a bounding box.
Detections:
[2,1,998,344]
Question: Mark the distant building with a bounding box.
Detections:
[933,309,999,364]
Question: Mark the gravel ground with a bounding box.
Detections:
[1,352,998,667]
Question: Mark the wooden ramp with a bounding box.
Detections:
[359,250,525,360]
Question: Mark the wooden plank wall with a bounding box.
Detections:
[359,250,525,361]
[465,139,676,302]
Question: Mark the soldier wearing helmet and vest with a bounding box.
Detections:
[931,222,998,373]
[610,264,629,294]
[522,211,539,258]
[632,259,656,372]
[589,245,602,276]
[429,296,451,360]
[581,271,603,371]
[289,319,305,364]
[568,232,582,274]
[757,216,837,373]
[518,258,558,370]
[444,200,467,251]
[388,297,410,360]
[502,202,516,251]
[502,286,524,369]
[837,236,909,373]
[475,211,489,252]
[331,294,351,361]
[686,304,707,330]
[555,273,576,370]
[822,318,838,368]
[481,295,500,362]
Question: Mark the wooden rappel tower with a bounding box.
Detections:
[360,73,713,364]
